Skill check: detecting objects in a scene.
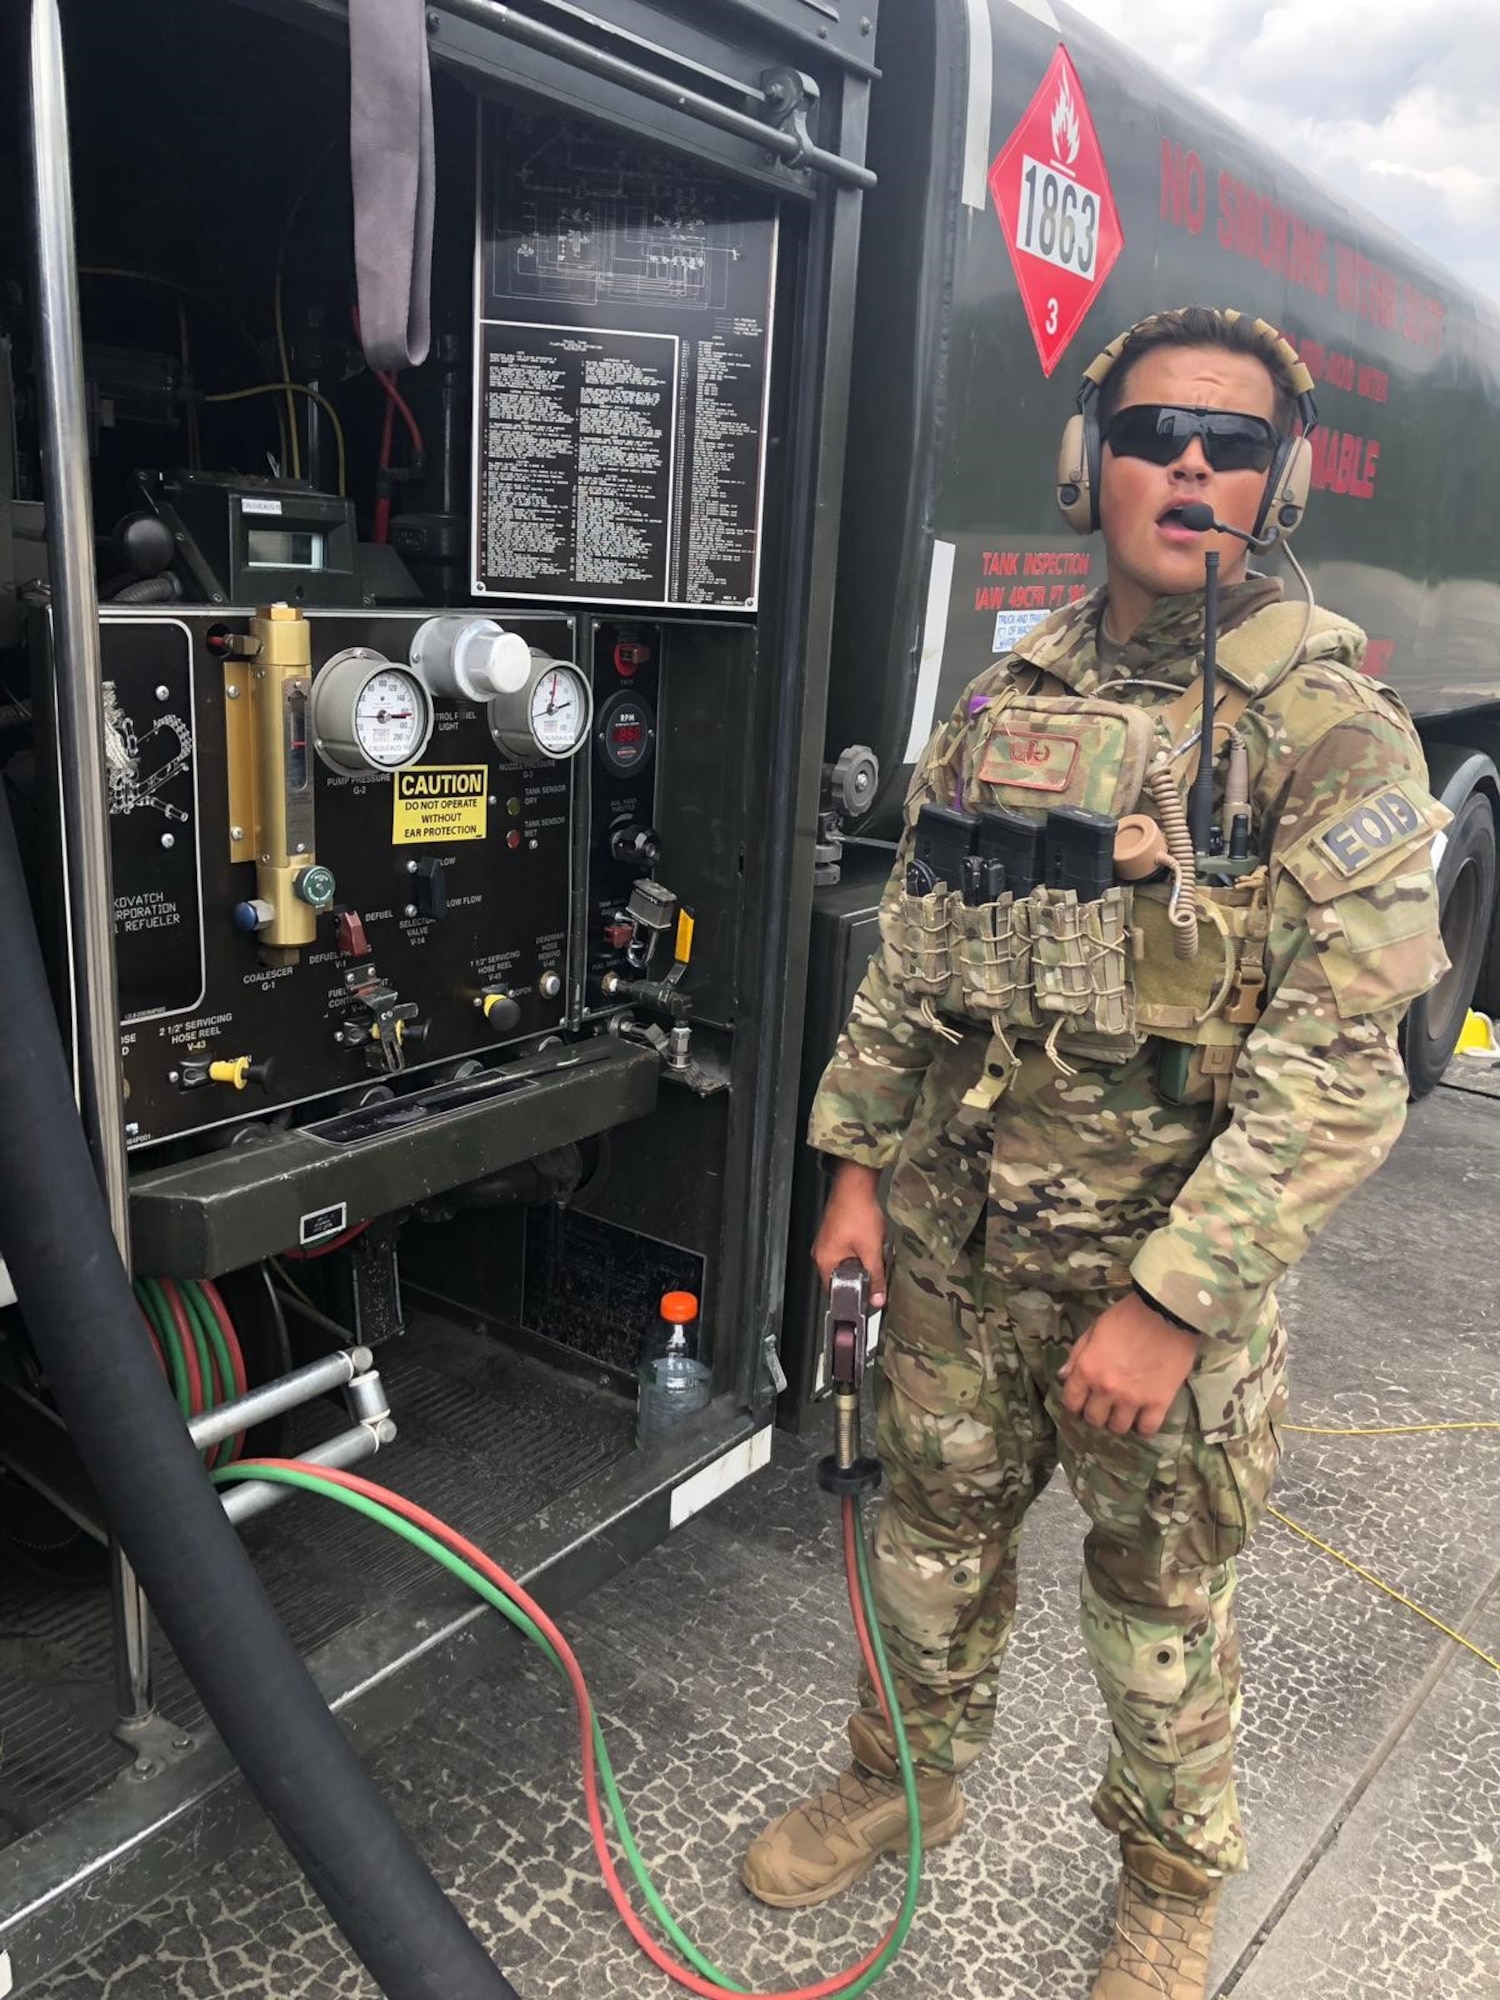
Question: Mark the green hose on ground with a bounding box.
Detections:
[214,1463,922,1996]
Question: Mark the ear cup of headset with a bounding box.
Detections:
[1256,433,1312,539]
[1056,412,1093,535]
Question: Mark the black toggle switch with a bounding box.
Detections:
[411,858,447,920]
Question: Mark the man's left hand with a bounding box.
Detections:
[1058,1293,1199,1438]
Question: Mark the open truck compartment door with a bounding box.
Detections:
[0,0,873,1983]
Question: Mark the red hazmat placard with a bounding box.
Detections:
[988,46,1124,377]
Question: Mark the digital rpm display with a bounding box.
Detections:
[597,690,656,777]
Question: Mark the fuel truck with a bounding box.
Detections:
[0,0,1496,1991]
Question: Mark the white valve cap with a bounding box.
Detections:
[409,616,532,703]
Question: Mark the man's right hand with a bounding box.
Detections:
[812,1160,888,1307]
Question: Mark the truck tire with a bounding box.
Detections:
[1474,857,1500,1019]
[1402,785,1497,1097]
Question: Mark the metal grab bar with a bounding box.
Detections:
[187,1347,375,1453]
[27,0,154,1737]
[432,0,878,190]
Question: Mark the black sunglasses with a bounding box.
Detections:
[1104,403,1280,474]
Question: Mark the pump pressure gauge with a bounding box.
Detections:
[487,651,593,764]
[311,648,435,776]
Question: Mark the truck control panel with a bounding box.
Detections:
[104,606,585,1147]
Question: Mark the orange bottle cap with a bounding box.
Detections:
[660,1291,699,1324]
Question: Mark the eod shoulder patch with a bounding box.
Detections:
[1279,778,1451,905]
[1311,782,1441,878]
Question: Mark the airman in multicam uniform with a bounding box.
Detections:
[743,309,1450,2000]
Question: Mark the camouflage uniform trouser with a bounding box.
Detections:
[849,1229,1285,1875]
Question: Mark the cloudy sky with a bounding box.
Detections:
[1060,0,1500,303]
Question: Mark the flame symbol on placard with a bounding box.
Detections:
[1051,76,1081,168]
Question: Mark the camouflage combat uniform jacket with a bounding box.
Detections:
[809,577,1450,1354]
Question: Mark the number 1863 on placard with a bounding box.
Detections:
[1017,154,1099,279]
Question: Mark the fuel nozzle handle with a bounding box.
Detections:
[826,1257,869,1395]
[817,1257,883,1498]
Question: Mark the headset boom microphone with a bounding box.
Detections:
[1175,501,1279,549]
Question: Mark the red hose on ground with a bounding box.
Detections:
[236,1461,901,2000]
[842,1498,895,1732]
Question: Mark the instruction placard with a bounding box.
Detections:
[473,106,778,609]
[392,766,489,846]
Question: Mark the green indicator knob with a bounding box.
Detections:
[294,863,337,909]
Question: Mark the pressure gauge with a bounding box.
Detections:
[311,648,435,776]
[487,651,593,764]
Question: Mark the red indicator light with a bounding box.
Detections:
[506,830,522,850]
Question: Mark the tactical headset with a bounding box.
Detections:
[1055,308,1319,541]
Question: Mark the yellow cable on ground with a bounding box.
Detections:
[1267,1506,1500,1677]
[1284,1421,1500,1436]
[202,383,346,495]
[1271,1414,1500,1678]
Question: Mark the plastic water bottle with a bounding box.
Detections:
[636,1291,711,1446]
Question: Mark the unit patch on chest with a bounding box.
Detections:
[977,731,1080,792]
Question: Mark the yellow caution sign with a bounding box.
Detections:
[392,766,489,846]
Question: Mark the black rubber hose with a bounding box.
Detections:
[105,573,182,604]
[0,788,521,2000]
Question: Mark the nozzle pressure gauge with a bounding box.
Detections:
[311,648,435,775]
[487,652,593,764]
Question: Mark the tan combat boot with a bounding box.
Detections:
[740,1764,965,1909]
[1091,1837,1221,1999]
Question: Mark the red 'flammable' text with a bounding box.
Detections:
[1160,140,1445,353]
[1311,427,1380,499]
